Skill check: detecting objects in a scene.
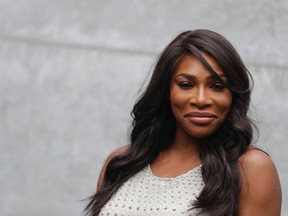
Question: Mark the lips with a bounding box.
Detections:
[184,112,217,125]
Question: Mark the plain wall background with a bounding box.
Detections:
[0,0,287,215]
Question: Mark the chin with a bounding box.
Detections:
[189,132,214,139]
[185,127,218,139]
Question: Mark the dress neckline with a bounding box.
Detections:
[147,164,202,180]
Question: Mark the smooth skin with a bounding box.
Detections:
[238,149,282,215]
[97,53,282,215]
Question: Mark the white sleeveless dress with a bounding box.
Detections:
[99,164,209,216]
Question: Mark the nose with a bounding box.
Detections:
[189,87,212,108]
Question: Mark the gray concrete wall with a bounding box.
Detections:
[0,0,287,215]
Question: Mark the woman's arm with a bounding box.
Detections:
[97,145,130,191]
[238,149,282,216]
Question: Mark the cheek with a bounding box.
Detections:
[170,94,185,120]
[218,94,233,118]
[170,90,188,112]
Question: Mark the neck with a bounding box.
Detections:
[166,126,203,161]
[151,125,203,174]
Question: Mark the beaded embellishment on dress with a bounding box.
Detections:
[100,164,207,216]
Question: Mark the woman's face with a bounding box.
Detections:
[170,53,233,139]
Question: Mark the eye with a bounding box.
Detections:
[178,81,193,89]
[211,82,225,91]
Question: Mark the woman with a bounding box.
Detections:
[85,29,282,215]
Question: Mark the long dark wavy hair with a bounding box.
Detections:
[85,29,256,216]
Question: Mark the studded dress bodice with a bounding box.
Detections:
[99,164,208,216]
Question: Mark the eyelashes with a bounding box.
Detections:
[178,81,193,89]
[211,83,225,91]
[178,81,226,91]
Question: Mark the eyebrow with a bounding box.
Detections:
[175,73,227,81]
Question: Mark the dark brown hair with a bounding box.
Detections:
[85,29,255,216]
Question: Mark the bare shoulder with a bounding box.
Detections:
[97,145,130,191]
[239,148,274,172]
[238,148,282,215]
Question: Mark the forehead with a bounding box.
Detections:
[173,53,224,77]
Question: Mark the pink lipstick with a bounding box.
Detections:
[185,112,217,125]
